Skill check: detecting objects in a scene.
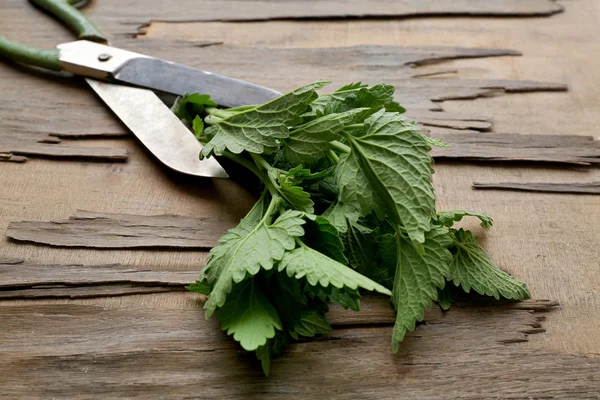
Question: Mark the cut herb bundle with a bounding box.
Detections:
[173,81,530,375]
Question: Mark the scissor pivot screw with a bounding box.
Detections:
[98,53,112,62]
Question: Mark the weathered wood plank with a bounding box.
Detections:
[0,262,197,288]
[432,133,600,166]
[0,153,27,162]
[0,132,128,162]
[121,41,566,109]
[0,258,24,265]
[1,0,565,43]
[4,301,595,400]
[472,181,600,194]
[0,42,565,148]
[0,284,182,299]
[130,0,564,24]
[6,210,235,249]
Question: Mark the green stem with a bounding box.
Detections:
[227,105,256,112]
[328,150,340,164]
[223,151,261,178]
[250,153,281,195]
[263,193,281,225]
[346,124,364,130]
[330,141,351,154]
[206,107,236,119]
[204,115,222,125]
[250,153,272,171]
[223,151,279,196]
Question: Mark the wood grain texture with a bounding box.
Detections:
[473,181,600,195]
[0,262,196,288]
[432,133,600,166]
[0,284,182,300]
[0,153,27,163]
[0,132,128,162]
[4,301,598,400]
[1,0,600,396]
[6,210,235,249]
[0,0,564,42]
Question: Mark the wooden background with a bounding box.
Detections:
[1,0,599,397]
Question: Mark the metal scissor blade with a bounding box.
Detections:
[114,57,281,108]
[58,40,282,108]
[85,79,228,178]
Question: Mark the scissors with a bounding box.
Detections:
[0,0,282,178]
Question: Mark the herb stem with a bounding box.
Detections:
[250,153,273,172]
[330,141,351,154]
[227,105,255,112]
[223,151,261,177]
[222,151,278,196]
[205,115,222,125]
[206,107,235,119]
[249,153,282,196]
[328,150,340,164]
[346,123,364,130]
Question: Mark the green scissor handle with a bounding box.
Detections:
[0,0,106,71]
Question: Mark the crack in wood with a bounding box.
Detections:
[0,299,580,399]
[472,181,600,194]
[1,42,567,165]
[0,132,128,163]
[0,261,196,299]
[130,0,563,38]
[6,210,236,249]
[431,133,600,166]
[0,262,197,289]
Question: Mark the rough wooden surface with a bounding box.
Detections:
[1,43,568,163]
[473,181,600,195]
[2,0,565,41]
[1,0,600,397]
[433,133,600,166]
[6,210,235,248]
[0,132,128,162]
[0,261,196,288]
[0,284,182,299]
[4,301,599,400]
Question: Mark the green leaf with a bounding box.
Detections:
[377,233,398,280]
[340,110,436,244]
[437,210,494,230]
[330,287,361,311]
[216,279,282,351]
[285,165,336,185]
[283,108,370,165]
[392,227,453,352]
[302,216,348,265]
[201,81,330,157]
[344,222,376,272]
[422,135,449,148]
[201,207,306,317]
[290,311,332,339]
[336,150,383,218]
[278,173,315,213]
[255,332,292,376]
[279,243,392,296]
[448,229,531,301]
[186,280,212,295]
[171,93,217,121]
[344,222,396,289]
[305,83,405,119]
[322,201,361,234]
[437,284,456,311]
[192,116,204,140]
